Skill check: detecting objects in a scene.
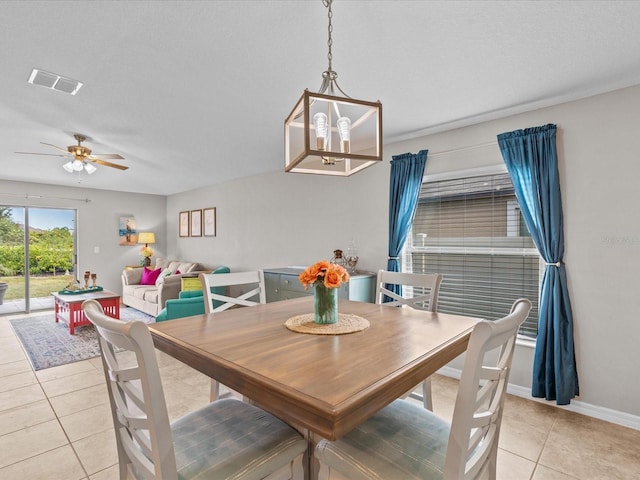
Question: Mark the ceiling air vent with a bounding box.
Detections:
[27,68,83,95]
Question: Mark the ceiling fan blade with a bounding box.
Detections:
[40,142,71,154]
[91,153,125,160]
[90,158,129,170]
[15,151,70,157]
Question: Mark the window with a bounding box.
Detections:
[403,171,541,338]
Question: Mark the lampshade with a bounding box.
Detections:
[84,162,97,174]
[62,161,74,173]
[138,232,156,245]
[284,0,382,176]
[72,159,84,171]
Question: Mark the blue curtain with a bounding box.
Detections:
[497,124,578,405]
[385,150,428,300]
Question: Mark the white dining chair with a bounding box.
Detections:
[199,270,266,400]
[199,270,266,314]
[375,269,443,410]
[315,298,531,480]
[82,299,307,480]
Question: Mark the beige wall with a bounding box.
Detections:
[167,84,640,422]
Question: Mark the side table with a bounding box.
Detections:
[52,289,121,334]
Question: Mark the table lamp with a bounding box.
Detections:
[138,232,156,267]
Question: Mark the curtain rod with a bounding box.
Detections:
[428,141,498,158]
[0,193,92,203]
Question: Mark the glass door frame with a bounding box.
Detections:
[0,205,77,313]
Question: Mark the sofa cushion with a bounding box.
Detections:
[131,285,155,300]
[141,267,161,285]
[155,258,171,270]
[144,289,159,304]
[152,259,198,276]
[177,261,198,273]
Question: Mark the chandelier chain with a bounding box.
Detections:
[324,0,333,71]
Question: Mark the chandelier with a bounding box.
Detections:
[284,0,382,176]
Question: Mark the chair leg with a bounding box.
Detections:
[210,379,220,402]
[423,376,433,411]
[406,378,434,411]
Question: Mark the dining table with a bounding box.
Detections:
[148,296,481,479]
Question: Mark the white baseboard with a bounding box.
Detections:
[437,366,640,431]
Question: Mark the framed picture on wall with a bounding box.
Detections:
[190,209,202,237]
[179,211,189,237]
[119,216,138,245]
[203,207,216,237]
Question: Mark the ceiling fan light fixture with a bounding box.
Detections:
[284,0,382,176]
[17,133,128,174]
[27,68,83,95]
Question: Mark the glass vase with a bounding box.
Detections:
[314,282,338,324]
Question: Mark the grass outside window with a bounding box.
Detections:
[0,275,74,300]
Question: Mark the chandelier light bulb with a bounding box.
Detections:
[313,112,329,150]
[72,159,84,171]
[337,116,351,153]
[84,162,97,174]
[62,161,74,173]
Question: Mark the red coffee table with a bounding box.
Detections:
[52,289,120,334]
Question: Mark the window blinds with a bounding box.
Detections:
[405,172,540,338]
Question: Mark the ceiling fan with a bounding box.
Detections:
[15,133,128,174]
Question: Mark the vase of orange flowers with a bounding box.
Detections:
[299,260,350,324]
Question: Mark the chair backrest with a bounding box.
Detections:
[375,270,443,312]
[443,298,532,480]
[82,299,178,480]
[199,270,266,314]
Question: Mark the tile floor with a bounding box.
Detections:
[1,309,639,479]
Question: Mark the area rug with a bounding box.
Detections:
[9,307,155,371]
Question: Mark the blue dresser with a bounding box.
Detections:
[264,267,375,303]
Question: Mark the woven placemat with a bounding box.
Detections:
[285,313,370,335]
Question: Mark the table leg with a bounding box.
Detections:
[100,298,121,319]
[69,302,80,335]
[295,428,320,480]
[54,297,60,323]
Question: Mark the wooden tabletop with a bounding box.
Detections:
[149,296,480,441]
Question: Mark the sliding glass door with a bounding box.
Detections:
[0,206,76,313]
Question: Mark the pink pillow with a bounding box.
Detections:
[141,267,162,285]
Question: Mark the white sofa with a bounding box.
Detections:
[121,258,207,316]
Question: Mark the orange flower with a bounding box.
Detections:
[299,260,349,289]
[313,260,330,275]
[323,267,341,288]
[299,260,331,289]
[299,270,316,289]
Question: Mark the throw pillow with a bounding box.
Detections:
[178,262,197,273]
[155,258,170,270]
[141,267,162,285]
[155,268,174,286]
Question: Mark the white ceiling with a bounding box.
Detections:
[2,0,640,196]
